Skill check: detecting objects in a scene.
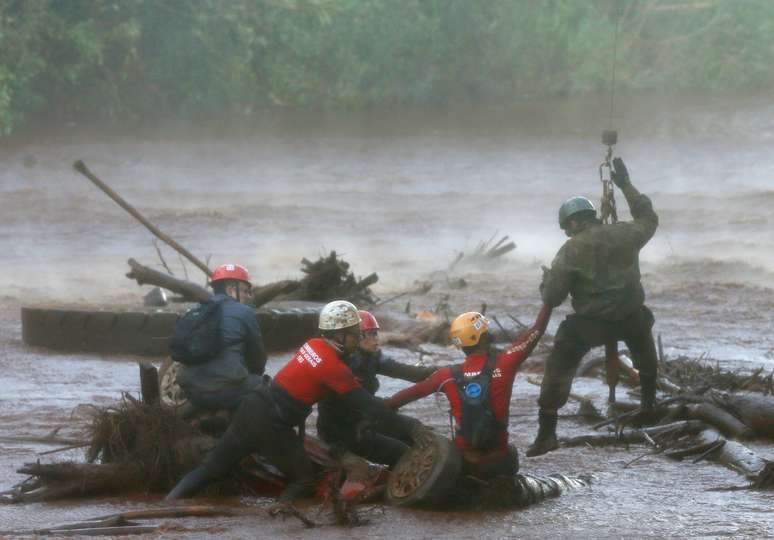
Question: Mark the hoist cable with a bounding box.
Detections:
[608,6,621,128]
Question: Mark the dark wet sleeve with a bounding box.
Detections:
[620,182,659,248]
[340,387,419,440]
[384,370,447,409]
[242,311,267,375]
[377,356,435,382]
[503,305,552,366]
[541,247,572,308]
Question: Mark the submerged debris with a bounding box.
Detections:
[448,234,516,271]
[662,356,774,394]
[284,251,378,305]
[87,394,207,490]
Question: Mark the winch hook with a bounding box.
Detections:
[599,129,618,226]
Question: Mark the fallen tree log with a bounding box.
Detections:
[252,280,299,307]
[692,429,769,477]
[8,462,143,502]
[708,391,774,438]
[127,258,299,308]
[561,420,708,448]
[685,402,754,440]
[126,258,210,303]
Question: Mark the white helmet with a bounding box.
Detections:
[319,300,361,331]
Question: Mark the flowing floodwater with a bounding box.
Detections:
[1,93,773,537]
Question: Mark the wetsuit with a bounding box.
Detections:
[167,337,420,502]
[316,349,434,466]
[177,293,267,410]
[386,306,551,477]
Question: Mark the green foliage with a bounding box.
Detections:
[1,0,773,134]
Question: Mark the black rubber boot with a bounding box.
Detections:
[640,376,657,412]
[526,411,559,457]
[165,465,213,500]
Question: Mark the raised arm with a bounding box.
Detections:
[502,304,552,366]
[376,353,435,382]
[612,157,659,248]
[384,369,450,409]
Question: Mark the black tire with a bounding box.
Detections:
[386,434,463,508]
[21,303,321,357]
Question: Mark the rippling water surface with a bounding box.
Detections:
[1,93,773,536]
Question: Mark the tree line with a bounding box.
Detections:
[1,0,772,135]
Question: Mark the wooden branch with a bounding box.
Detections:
[685,402,754,439]
[709,391,774,438]
[560,420,707,448]
[139,363,160,406]
[251,280,300,308]
[74,160,212,277]
[0,435,85,446]
[93,505,237,521]
[355,272,379,291]
[693,429,769,477]
[126,258,211,302]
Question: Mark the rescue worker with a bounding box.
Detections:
[316,310,434,467]
[166,300,427,503]
[177,263,267,411]
[385,306,551,478]
[527,157,659,457]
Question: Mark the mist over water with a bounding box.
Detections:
[1,92,774,537]
[1,92,773,367]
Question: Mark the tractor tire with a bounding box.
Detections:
[386,433,463,508]
[21,302,321,357]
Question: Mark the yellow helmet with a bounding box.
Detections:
[449,312,490,348]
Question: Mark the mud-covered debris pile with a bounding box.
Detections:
[1,396,215,503]
[87,394,207,490]
[662,356,774,394]
[282,250,378,305]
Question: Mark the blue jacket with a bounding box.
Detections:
[178,294,267,404]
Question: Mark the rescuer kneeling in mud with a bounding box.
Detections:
[173,263,267,411]
[385,307,551,478]
[166,300,428,505]
[527,157,659,457]
[316,310,434,467]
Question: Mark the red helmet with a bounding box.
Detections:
[358,310,379,332]
[211,263,251,285]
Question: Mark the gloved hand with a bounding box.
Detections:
[611,157,630,188]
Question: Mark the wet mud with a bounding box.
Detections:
[2,93,774,537]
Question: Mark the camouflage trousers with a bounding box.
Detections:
[538,305,658,412]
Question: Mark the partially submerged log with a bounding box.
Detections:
[126,258,210,303]
[684,402,754,440]
[671,429,770,478]
[561,420,707,448]
[708,391,774,438]
[14,462,143,502]
[252,280,300,307]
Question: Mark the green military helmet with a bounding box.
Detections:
[558,196,596,228]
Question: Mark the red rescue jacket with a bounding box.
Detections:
[274,338,362,405]
[385,305,551,453]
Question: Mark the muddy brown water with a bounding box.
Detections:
[2,94,774,537]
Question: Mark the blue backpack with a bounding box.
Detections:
[169,298,224,365]
[452,353,503,451]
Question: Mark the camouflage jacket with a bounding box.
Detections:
[541,183,658,321]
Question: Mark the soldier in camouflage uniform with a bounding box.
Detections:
[527,157,659,457]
